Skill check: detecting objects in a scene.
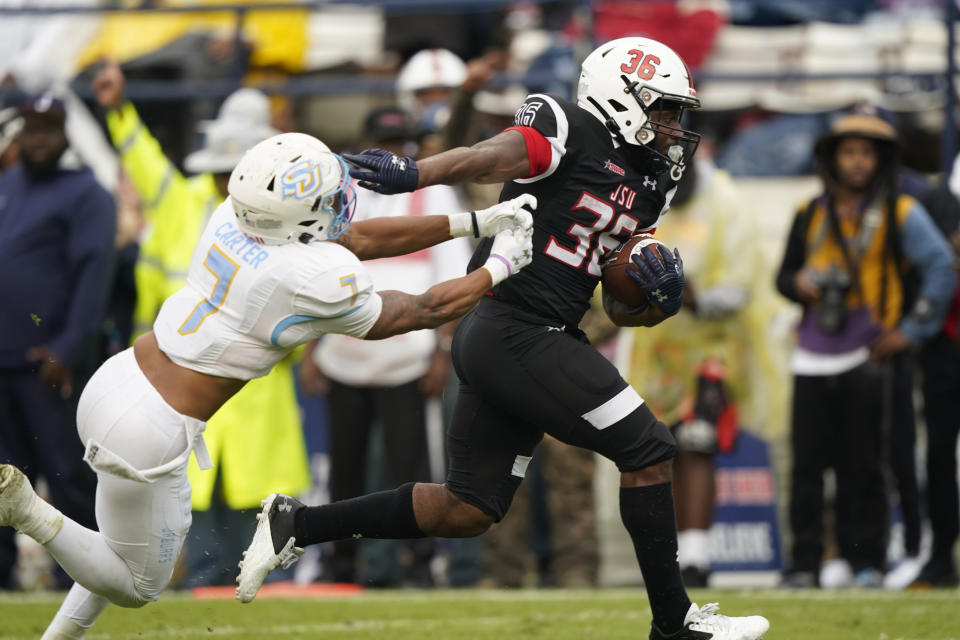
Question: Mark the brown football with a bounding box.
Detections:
[600,233,665,307]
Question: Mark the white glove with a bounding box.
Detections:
[482,210,534,286]
[449,193,538,238]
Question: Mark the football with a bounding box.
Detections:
[600,233,666,307]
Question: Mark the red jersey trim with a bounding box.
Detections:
[504,125,552,179]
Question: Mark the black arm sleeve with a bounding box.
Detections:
[775,206,812,304]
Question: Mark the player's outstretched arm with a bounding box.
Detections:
[365,216,533,339]
[338,194,536,260]
[419,130,531,186]
[343,130,530,195]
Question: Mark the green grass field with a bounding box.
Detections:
[1,588,957,640]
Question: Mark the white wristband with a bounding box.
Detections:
[482,254,512,286]
[448,212,476,238]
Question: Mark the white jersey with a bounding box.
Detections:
[154,199,383,380]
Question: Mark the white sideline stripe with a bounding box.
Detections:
[511,454,532,477]
[581,387,644,429]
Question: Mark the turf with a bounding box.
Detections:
[0,588,957,640]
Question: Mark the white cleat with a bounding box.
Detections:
[651,602,770,639]
[0,464,62,544]
[235,493,304,603]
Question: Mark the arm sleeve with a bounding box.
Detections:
[897,201,959,342]
[48,183,117,366]
[294,261,384,339]
[775,208,811,304]
[106,102,187,222]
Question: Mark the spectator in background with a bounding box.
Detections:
[93,60,310,588]
[910,152,960,589]
[776,114,955,589]
[0,94,114,590]
[299,107,472,587]
[627,154,786,588]
[396,48,467,158]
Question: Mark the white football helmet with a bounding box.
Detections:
[577,37,701,179]
[396,48,467,115]
[228,133,356,245]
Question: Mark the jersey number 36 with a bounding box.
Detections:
[545,191,639,277]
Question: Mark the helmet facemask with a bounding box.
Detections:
[295,156,357,243]
[592,77,701,181]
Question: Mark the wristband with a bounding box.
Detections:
[470,211,480,238]
[481,254,512,286]
[448,212,474,238]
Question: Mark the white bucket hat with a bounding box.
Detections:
[184,88,279,174]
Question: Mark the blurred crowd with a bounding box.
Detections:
[1,0,959,594]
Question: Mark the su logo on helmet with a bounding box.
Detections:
[281,160,323,200]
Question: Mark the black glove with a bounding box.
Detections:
[626,244,685,316]
[342,149,419,194]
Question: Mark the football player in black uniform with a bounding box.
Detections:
[238,37,770,640]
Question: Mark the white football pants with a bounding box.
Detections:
[41,348,207,636]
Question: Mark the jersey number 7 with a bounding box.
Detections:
[178,245,240,335]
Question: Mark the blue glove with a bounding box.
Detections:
[626,244,685,316]
[342,149,419,194]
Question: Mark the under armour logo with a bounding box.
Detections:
[651,289,668,303]
[390,156,407,171]
[352,533,364,539]
[642,176,657,190]
[512,249,531,268]
[277,501,293,513]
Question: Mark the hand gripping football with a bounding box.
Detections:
[600,233,666,307]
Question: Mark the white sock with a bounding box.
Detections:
[677,529,711,571]
[41,583,110,639]
[44,517,141,608]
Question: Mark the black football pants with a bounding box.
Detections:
[788,362,889,574]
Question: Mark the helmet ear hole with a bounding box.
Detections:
[266,175,276,192]
[298,219,317,227]
[608,99,629,113]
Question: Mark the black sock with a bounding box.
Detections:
[294,482,425,546]
[620,483,691,634]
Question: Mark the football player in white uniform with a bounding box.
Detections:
[0,132,534,639]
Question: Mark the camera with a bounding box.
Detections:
[809,265,851,334]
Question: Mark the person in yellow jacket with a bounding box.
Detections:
[93,59,309,587]
[626,155,789,588]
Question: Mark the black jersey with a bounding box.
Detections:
[468,93,677,327]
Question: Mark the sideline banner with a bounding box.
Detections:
[710,429,783,574]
